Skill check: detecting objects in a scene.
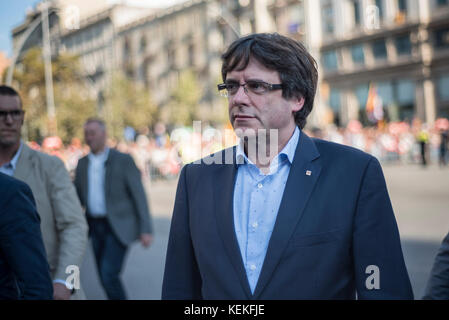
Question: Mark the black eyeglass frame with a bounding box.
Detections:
[217,80,283,97]
[0,110,25,121]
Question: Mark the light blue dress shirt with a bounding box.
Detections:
[87,148,109,217]
[233,127,300,293]
[0,141,23,176]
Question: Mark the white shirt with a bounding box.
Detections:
[87,148,109,217]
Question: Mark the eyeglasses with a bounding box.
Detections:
[217,80,283,98]
[0,110,24,121]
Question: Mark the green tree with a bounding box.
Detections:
[105,72,157,140]
[12,47,96,143]
[163,69,203,126]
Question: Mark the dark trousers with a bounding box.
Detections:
[420,142,427,166]
[88,217,128,300]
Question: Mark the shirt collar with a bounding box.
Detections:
[236,126,300,169]
[9,141,24,171]
[88,147,110,162]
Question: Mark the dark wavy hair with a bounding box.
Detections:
[221,33,318,129]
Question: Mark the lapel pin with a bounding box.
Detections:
[306,170,312,176]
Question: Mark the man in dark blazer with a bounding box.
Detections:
[0,173,53,299]
[423,231,449,299]
[74,118,153,300]
[162,33,413,300]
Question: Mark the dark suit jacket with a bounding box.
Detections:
[0,173,53,299]
[74,148,152,246]
[423,231,449,299]
[162,131,414,299]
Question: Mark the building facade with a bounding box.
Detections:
[318,0,449,127]
[13,0,448,129]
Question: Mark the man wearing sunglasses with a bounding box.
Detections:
[162,33,413,299]
[0,85,88,300]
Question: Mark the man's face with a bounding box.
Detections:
[0,94,23,148]
[226,57,304,140]
[84,122,106,154]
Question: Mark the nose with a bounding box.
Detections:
[230,84,250,106]
[4,113,14,124]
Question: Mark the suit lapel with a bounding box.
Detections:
[104,149,114,200]
[78,156,89,206]
[14,144,35,182]
[252,132,322,299]
[213,147,252,299]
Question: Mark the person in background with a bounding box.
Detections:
[74,118,153,300]
[439,129,448,167]
[423,231,449,299]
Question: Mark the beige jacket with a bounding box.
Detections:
[14,143,88,298]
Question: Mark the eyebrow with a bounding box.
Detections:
[225,78,267,83]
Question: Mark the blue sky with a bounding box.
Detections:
[0,0,186,58]
[0,0,40,57]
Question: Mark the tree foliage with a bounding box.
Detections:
[12,47,96,143]
[163,69,203,126]
[105,72,158,139]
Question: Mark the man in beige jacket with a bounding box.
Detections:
[0,85,88,300]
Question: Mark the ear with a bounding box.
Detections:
[292,96,305,113]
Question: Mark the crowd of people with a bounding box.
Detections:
[27,118,449,184]
[306,118,449,167]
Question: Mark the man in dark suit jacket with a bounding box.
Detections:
[162,33,413,300]
[423,231,449,299]
[0,173,53,299]
[74,118,153,300]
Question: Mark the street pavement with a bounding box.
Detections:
[81,163,449,300]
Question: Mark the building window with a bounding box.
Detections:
[395,34,412,55]
[375,0,384,20]
[329,88,341,126]
[396,79,415,105]
[123,39,131,59]
[287,4,304,34]
[351,44,365,65]
[438,75,449,101]
[356,84,369,109]
[435,27,449,49]
[167,44,176,70]
[322,50,338,71]
[322,0,334,35]
[139,36,147,54]
[329,88,341,111]
[352,0,361,26]
[396,79,415,120]
[377,81,394,105]
[372,39,387,60]
[398,0,407,12]
[394,0,407,24]
[188,42,195,67]
[355,84,370,125]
